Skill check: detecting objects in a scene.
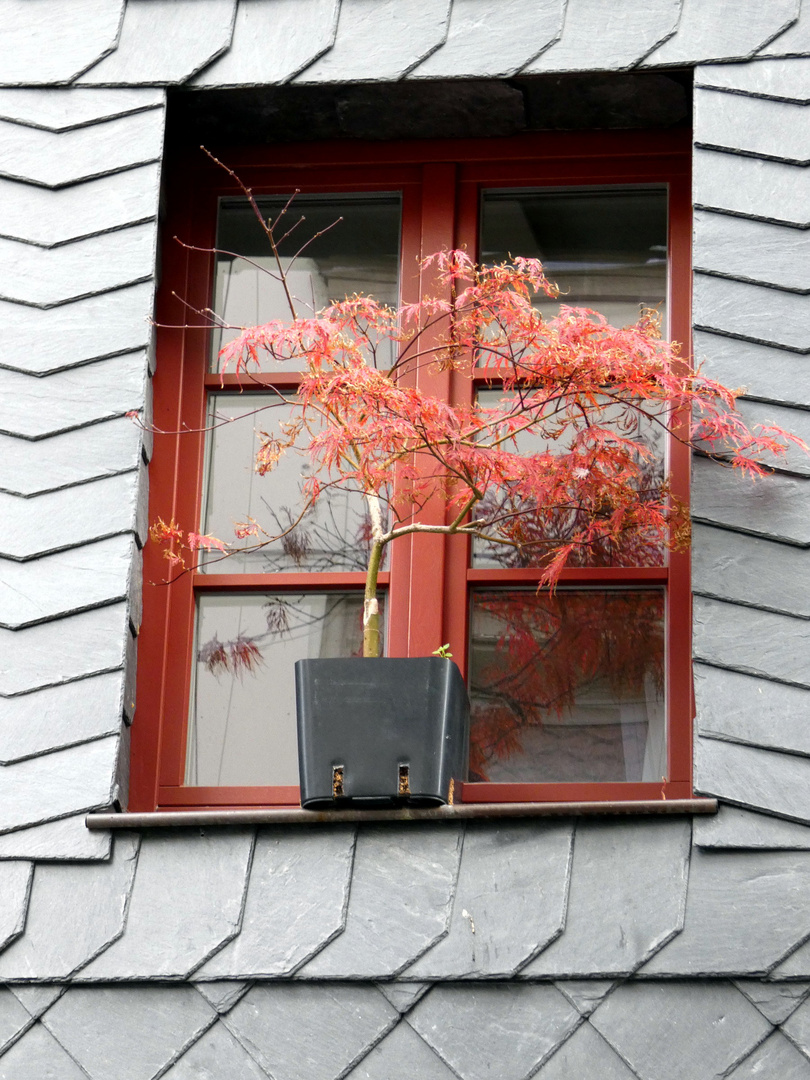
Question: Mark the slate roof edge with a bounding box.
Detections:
[86,799,718,829]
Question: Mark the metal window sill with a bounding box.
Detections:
[86,798,717,829]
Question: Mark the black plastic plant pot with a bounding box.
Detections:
[295,656,470,809]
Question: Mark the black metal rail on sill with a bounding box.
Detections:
[86,798,717,829]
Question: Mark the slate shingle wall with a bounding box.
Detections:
[2,1,810,1077]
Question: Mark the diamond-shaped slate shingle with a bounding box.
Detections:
[641,849,810,976]
[0,284,155,376]
[161,1018,269,1080]
[642,0,798,65]
[10,985,64,1020]
[296,0,452,83]
[192,0,339,86]
[0,737,120,834]
[591,981,772,1080]
[411,0,563,79]
[696,87,810,165]
[0,109,164,189]
[693,148,810,226]
[524,818,690,978]
[696,736,810,823]
[0,165,160,248]
[0,0,123,86]
[525,0,679,73]
[0,833,137,980]
[0,988,33,1053]
[42,985,215,1080]
[377,983,430,1014]
[410,983,580,1080]
[733,980,810,1024]
[79,0,236,85]
[0,88,164,132]
[772,940,810,979]
[197,826,355,979]
[554,980,616,1017]
[80,829,254,980]
[534,1019,638,1080]
[694,805,810,850]
[0,811,112,862]
[225,983,398,1080]
[693,210,810,294]
[0,860,32,950]
[195,981,249,1015]
[347,1017,459,1080]
[0,1022,89,1080]
[695,57,810,103]
[780,996,810,1051]
[694,276,810,352]
[405,820,573,979]
[0,671,122,764]
[299,825,461,979]
[727,1031,810,1079]
[692,464,810,546]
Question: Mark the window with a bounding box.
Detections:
[131,131,692,811]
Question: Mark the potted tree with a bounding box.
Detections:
[151,174,803,808]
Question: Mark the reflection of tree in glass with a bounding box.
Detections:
[468,590,664,780]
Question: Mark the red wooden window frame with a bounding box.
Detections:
[130,130,693,812]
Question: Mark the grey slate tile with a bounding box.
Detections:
[782,998,810,1054]
[641,850,810,975]
[161,1019,269,1080]
[0,165,160,247]
[696,738,810,824]
[9,986,64,1020]
[410,983,580,1080]
[696,88,810,164]
[43,985,216,1080]
[0,737,119,834]
[224,983,398,1080]
[727,1031,810,1080]
[0,537,134,631]
[0,671,123,765]
[694,597,810,687]
[642,0,798,65]
[0,0,123,86]
[694,275,810,351]
[0,989,33,1052]
[0,110,165,189]
[0,356,148,440]
[0,605,128,695]
[692,459,810,545]
[196,826,354,979]
[692,525,810,618]
[347,1018,459,1080]
[733,979,810,1024]
[0,1022,89,1080]
[693,148,810,226]
[525,0,679,73]
[534,1019,638,1080]
[696,57,810,104]
[195,981,249,1015]
[760,8,810,57]
[405,820,573,979]
[296,0,452,83]
[412,0,563,78]
[694,331,810,409]
[80,829,254,980]
[299,825,461,979]
[0,420,142,498]
[736,399,810,475]
[555,980,616,1017]
[0,284,155,376]
[0,816,111,862]
[0,833,137,980]
[694,210,810,294]
[0,88,164,132]
[590,981,771,1080]
[524,819,690,978]
[776,941,810,978]
[377,983,430,1014]
[0,861,32,951]
[0,224,155,307]
[695,665,810,757]
[694,806,810,850]
[79,0,236,85]
[192,0,339,86]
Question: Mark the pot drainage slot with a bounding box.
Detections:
[398,764,411,796]
[332,765,345,798]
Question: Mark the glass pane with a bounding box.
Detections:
[201,392,388,574]
[468,589,666,783]
[480,187,667,330]
[211,194,401,371]
[187,591,384,786]
[471,390,667,569]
